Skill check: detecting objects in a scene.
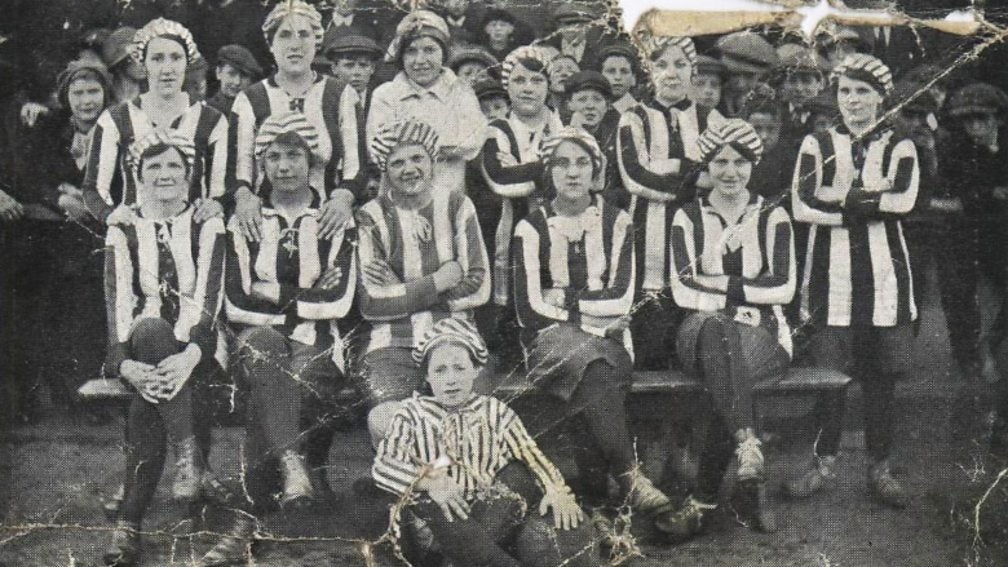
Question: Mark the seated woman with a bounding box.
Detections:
[510,126,676,532]
[373,318,594,567]
[356,119,490,448]
[662,119,795,538]
[101,132,226,566]
[223,113,358,510]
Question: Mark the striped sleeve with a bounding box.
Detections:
[225,91,257,196]
[355,205,440,321]
[871,138,919,216]
[512,218,570,329]
[497,401,567,490]
[444,196,491,311]
[616,108,685,202]
[791,134,844,226]
[480,123,541,198]
[578,210,635,317]
[372,405,426,497]
[733,207,796,305]
[103,226,134,377]
[224,222,285,324]
[295,222,358,320]
[204,110,229,200]
[82,108,121,223]
[669,208,727,311]
[187,218,226,360]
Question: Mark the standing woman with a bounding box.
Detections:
[228,0,363,244]
[366,10,487,196]
[511,126,675,527]
[786,54,918,507]
[617,35,724,370]
[101,133,226,566]
[83,18,227,226]
[662,119,795,538]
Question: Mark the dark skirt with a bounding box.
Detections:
[525,324,632,402]
[676,311,789,382]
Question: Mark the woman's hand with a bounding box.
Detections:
[233,186,263,241]
[0,189,24,222]
[433,261,463,292]
[422,474,470,522]
[362,259,399,287]
[20,102,50,127]
[542,288,567,309]
[106,205,137,226]
[604,315,632,339]
[251,282,281,304]
[154,344,201,400]
[437,145,465,162]
[539,485,583,530]
[315,265,345,290]
[496,152,518,167]
[119,360,161,403]
[57,183,90,222]
[192,198,224,223]
[319,191,354,239]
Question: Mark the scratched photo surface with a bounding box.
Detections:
[2,0,1008,565]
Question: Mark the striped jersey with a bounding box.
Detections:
[791,125,919,327]
[373,393,567,499]
[83,98,227,222]
[355,188,490,353]
[104,206,226,376]
[224,196,358,371]
[480,110,565,305]
[617,97,723,292]
[670,194,796,356]
[512,195,635,349]
[226,74,364,203]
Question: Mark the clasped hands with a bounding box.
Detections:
[119,343,201,404]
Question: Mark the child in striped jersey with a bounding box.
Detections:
[373,319,593,567]
[357,119,490,449]
[664,119,795,538]
[102,134,227,567]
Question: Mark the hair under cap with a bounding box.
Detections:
[127,129,196,176]
[697,118,764,164]
[262,0,325,51]
[254,112,322,159]
[369,119,440,172]
[129,18,201,66]
[57,59,113,110]
[539,126,606,182]
[384,10,451,64]
[831,53,893,97]
[413,318,489,366]
[946,82,1008,118]
[499,45,552,89]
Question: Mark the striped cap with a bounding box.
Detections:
[129,18,201,66]
[697,118,764,164]
[127,129,196,175]
[412,318,489,366]
[638,33,696,66]
[500,45,552,88]
[369,119,440,171]
[540,126,606,182]
[262,0,324,51]
[831,53,893,96]
[253,113,322,159]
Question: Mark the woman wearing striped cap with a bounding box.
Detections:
[786,53,918,508]
[82,18,227,228]
[661,119,796,539]
[101,132,227,566]
[355,118,490,450]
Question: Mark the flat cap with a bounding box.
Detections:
[217,44,263,78]
[947,82,1008,117]
[564,70,613,100]
[101,26,137,68]
[776,43,827,74]
[448,45,499,72]
[716,32,779,75]
[323,30,382,60]
[551,3,599,25]
[695,54,726,76]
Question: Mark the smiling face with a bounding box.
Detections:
[403,36,444,88]
[425,342,479,409]
[386,143,434,197]
[332,55,376,92]
[507,61,548,117]
[568,88,608,129]
[216,62,251,98]
[549,140,595,202]
[270,14,316,76]
[601,54,635,99]
[649,44,692,104]
[837,74,883,129]
[139,146,190,203]
[707,144,752,198]
[262,139,312,194]
[67,76,106,123]
[144,37,187,97]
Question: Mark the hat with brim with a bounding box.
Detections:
[474,76,507,101]
[565,70,613,100]
[57,60,113,109]
[216,44,263,79]
[716,32,778,75]
[695,54,726,76]
[776,43,826,75]
[947,82,1008,118]
[323,31,382,61]
[101,26,137,68]
[551,3,597,25]
[448,46,498,73]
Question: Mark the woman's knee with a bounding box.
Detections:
[130,317,178,362]
[698,317,731,351]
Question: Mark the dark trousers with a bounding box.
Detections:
[235,326,343,509]
[807,325,912,461]
[119,318,213,525]
[407,463,594,567]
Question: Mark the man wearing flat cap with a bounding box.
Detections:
[565,70,625,208]
[207,44,263,115]
[597,42,640,114]
[542,2,611,71]
[715,32,779,117]
[775,43,827,145]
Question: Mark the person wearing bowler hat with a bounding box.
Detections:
[206,44,263,115]
[715,32,779,118]
[597,42,640,114]
[565,70,624,208]
[690,54,726,113]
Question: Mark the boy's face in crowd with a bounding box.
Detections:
[837,75,882,127]
[829,41,860,68]
[216,63,251,98]
[548,57,579,95]
[708,144,752,198]
[440,0,470,18]
[403,36,444,88]
[67,77,106,123]
[386,143,433,196]
[426,343,478,409]
[485,19,514,44]
[185,72,207,101]
[568,88,608,129]
[507,63,548,117]
[811,112,833,134]
[748,111,781,150]
[270,14,316,76]
[691,72,722,109]
[333,55,376,93]
[649,45,691,104]
[140,147,189,203]
[120,58,148,82]
[962,112,1001,148]
[480,95,509,120]
[455,61,487,87]
[782,71,824,106]
[725,69,761,96]
[145,37,187,96]
[600,55,635,99]
[550,140,594,201]
[262,141,311,193]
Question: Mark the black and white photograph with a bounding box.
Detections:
[1,0,1008,564]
